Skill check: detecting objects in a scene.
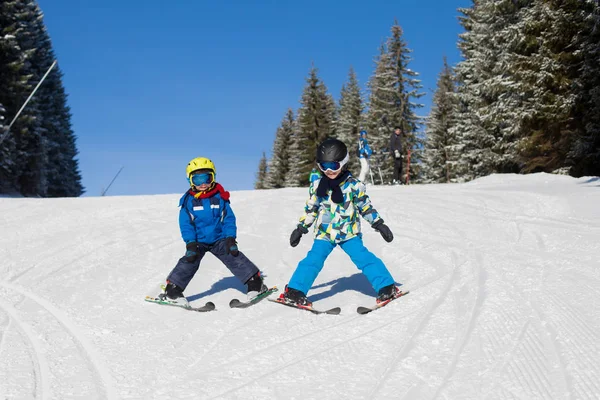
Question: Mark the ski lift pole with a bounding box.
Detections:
[0,60,57,147]
[101,166,124,196]
[405,149,411,185]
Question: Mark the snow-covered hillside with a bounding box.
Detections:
[1,173,599,400]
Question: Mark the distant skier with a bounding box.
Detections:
[390,125,403,185]
[160,157,268,305]
[357,130,373,183]
[278,138,403,306]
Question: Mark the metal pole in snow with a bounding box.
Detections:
[101,166,124,196]
[0,60,57,146]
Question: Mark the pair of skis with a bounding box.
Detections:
[268,289,409,315]
[145,287,409,315]
[144,286,279,312]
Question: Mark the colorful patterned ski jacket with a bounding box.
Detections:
[298,175,382,243]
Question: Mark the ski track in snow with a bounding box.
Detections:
[0,280,118,399]
[1,174,599,399]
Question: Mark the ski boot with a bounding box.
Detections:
[245,271,268,301]
[159,281,189,306]
[278,285,312,307]
[376,284,401,304]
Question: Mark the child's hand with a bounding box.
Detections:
[225,237,239,257]
[185,242,200,262]
[372,220,394,243]
[290,225,309,247]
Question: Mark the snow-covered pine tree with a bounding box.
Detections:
[287,66,336,187]
[0,3,24,193]
[514,0,598,173]
[366,44,396,182]
[452,0,531,179]
[34,32,83,196]
[423,57,459,183]
[254,152,268,190]
[366,21,424,183]
[337,66,364,176]
[566,0,600,176]
[387,21,425,181]
[265,108,294,189]
[0,0,46,196]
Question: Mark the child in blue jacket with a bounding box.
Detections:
[161,157,267,304]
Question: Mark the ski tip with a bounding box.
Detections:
[229,299,242,308]
[356,306,372,315]
[326,307,342,315]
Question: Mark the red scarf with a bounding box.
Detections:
[190,183,230,201]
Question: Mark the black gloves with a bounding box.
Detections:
[372,219,393,243]
[290,224,309,247]
[225,237,239,257]
[185,242,199,262]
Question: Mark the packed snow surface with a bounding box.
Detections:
[1,173,599,399]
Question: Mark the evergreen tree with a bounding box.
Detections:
[0,0,35,194]
[567,0,600,176]
[366,44,395,164]
[423,57,459,183]
[337,66,364,176]
[0,0,83,197]
[366,22,424,183]
[7,0,49,196]
[387,21,425,181]
[287,66,336,187]
[254,152,268,190]
[453,0,530,180]
[514,0,590,174]
[265,108,294,189]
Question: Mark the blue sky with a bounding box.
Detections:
[37,0,470,197]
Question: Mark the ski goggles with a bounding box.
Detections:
[317,153,349,173]
[190,172,214,186]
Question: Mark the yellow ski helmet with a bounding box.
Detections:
[186,157,216,182]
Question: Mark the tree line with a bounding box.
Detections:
[0,0,83,197]
[256,0,600,188]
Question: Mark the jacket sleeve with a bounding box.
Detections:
[221,200,237,238]
[178,195,197,243]
[352,181,381,226]
[365,141,373,156]
[298,181,320,228]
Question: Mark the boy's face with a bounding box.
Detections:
[194,183,211,191]
[324,169,341,179]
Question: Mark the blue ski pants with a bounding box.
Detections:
[288,236,395,295]
[167,238,259,290]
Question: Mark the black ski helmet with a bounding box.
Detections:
[316,138,348,163]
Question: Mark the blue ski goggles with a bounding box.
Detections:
[318,161,343,172]
[317,153,349,173]
[190,172,214,186]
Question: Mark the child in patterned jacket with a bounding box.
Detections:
[278,138,401,306]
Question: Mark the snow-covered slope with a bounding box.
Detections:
[1,173,599,399]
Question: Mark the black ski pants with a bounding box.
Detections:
[393,157,403,182]
[167,238,259,290]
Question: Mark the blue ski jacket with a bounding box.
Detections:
[358,137,373,159]
[178,185,236,244]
